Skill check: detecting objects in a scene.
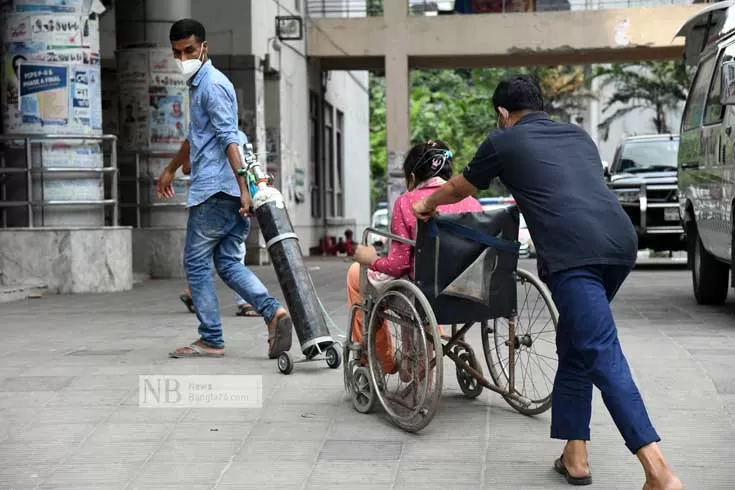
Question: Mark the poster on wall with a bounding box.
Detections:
[13,0,87,14]
[18,63,68,126]
[2,9,102,135]
[147,48,188,152]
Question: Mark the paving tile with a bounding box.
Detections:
[218,461,313,487]
[166,422,253,442]
[40,463,138,488]
[246,420,332,441]
[395,461,482,488]
[235,438,323,462]
[67,439,160,465]
[0,261,733,488]
[306,461,397,486]
[0,376,75,392]
[46,389,130,407]
[149,439,242,463]
[318,439,402,461]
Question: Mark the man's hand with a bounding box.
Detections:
[412,198,438,222]
[182,161,191,175]
[354,244,378,266]
[156,168,176,200]
[239,194,253,217]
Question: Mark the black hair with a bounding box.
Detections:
[11,55,26,76]
[169,18,206,43]
[492,74,544,113]
[403,139,453,185]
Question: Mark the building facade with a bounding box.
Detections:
[0,0,371,294]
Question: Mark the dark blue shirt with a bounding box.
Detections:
[462,112,637,278]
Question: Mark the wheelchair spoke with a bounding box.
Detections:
[483,268,558,415]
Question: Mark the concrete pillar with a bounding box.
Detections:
[115,0,191,229]
[115,0,192,278]
[383,1,410,213]
[1,1,107,227]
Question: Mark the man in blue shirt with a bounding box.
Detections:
[412,75,682,490]
[157,19,293,360]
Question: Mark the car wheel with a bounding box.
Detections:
[689,222,729,305]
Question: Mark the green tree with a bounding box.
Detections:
[593,61,691,139]
[529,65,595,122]
[369,66,595,205]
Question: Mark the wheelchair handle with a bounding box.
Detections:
[361,227,416,247]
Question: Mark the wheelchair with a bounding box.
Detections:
[343,205,559,433]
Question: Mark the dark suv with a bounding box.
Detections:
[605,134,684,252]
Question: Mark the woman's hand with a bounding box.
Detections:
[354,244,378,266]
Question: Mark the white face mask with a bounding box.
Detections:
[176,44,205,80]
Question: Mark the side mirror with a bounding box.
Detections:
[721,61,735,105]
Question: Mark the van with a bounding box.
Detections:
[675,1,735,304]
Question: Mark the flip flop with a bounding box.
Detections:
[268,313,293,359]
[554,455,592,486]
[236,304,261,317]
[169,343,224,358]
[179,294,196,314]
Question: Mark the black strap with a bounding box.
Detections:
[428,218,520,254]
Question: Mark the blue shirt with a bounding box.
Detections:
[186,60,242,207]
[462,112,637,278]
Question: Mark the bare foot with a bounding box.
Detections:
[637,443,682,490]
[267,308,293,359]
[642,475,684,490]
[563,440,591,478]
[169,339,224,358]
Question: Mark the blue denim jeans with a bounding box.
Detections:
[546,264,660,454]
[185,192,281,348]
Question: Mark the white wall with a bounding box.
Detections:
[584,65,685,165]
[190,0,370,251]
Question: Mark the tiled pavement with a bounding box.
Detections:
[0,258,733,489]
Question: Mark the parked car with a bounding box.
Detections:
[605,134,684,253]
[675,2,735,304]
[367,202,389,252]
[518,213,536,259]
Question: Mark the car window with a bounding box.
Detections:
[372,211,388,229]
[616,139,679,173]
[682,54,717,131]
[704,51,727,125]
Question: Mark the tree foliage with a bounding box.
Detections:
[368,66,591,205]
[593,61,691,139]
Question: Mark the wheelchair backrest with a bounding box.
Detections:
[414,205,521,324]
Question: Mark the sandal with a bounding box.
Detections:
[236,304,261,317]
[554,455,592,486]
[267,311,293,359]
[169,341,224,358]
[179,294,196,314]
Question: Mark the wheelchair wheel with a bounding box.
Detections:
[351,366,376,413]
[455,349,484,399]
[367,279,443,433]
[482,268,558,416]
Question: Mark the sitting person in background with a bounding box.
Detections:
[347,139,483,374]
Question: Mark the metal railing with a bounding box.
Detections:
[0,134,118,228]
[117,150,189,228]
[306,0,693,17]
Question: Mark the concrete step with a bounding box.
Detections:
[0,283,47,304]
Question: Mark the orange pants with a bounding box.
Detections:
[346,263,396,373]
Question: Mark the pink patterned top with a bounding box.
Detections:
[370,177,484,280]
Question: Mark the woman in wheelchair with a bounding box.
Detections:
[347,139,483,375]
